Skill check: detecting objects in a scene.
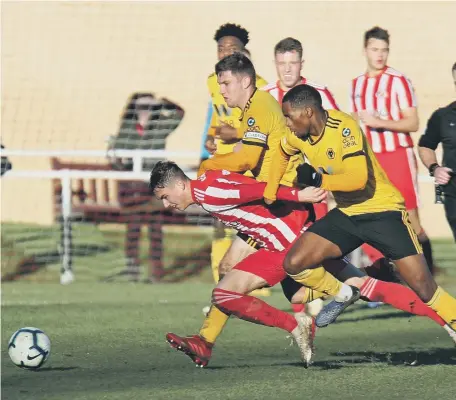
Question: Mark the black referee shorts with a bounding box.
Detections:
[307,208,422,261]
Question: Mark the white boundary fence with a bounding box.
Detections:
[0,148,437,283]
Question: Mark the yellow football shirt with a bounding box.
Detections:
[269,109,405,215]
[207,73,268,155]
[199,89,303,186]
[238,89,303,186]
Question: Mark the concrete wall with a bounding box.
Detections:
[1,1,455,236]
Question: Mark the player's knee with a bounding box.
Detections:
[290,288,306,304]
[218,259,235,277]
[283,251,306,275]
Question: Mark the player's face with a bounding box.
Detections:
[217,71,244,108]
[364,38,389,71]
[155,182,189,211]
[275,51,303,89]
[282,102,311,137]
[217,36,243,61]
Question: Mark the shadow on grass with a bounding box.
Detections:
[32,366,79,372]
[329,347,456,366]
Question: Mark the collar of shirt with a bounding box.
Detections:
[190,180,204,204]
[240,88,258,121]
[276,77,307,103]
[365,65,389,79]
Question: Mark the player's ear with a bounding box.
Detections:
[241,75,251,90]
[176,179,185,191]
[305,106,313,119]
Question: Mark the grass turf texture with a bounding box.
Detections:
[2,224,456,399]
[2,280,456,400]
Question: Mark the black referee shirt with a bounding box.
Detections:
[419,101,456,196]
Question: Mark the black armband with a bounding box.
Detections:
[429,163,440,177]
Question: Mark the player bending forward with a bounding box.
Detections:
[150,162,454,367]
[264,84,456,332]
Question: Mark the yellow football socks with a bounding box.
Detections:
[199,306,230,344]
[288,266,343,297]
[426,286,456,330]
[300,287,327,304]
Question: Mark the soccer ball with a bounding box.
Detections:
[8,327,51,369]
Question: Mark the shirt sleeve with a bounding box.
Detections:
[198,173,298,211]
[197,143,264,177]
[263,131,300,202]
[240,112,271,149]
[418,110,441,150]
[320,118,368,192]
[320,87,340,110]
[396,76,418,110]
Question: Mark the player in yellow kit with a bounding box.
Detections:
[263,84,456,329]
[203,23,268,285]
[193,54,359,346]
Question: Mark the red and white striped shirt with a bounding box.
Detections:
[349,66,417,153]
[262,77,339,109]
[191,170,311,252]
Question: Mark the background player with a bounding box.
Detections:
[264,84,456,331]
[262,36,340,315]
[349,26,436,273]
[201,23,269,288]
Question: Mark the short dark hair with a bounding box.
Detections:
[215,53,256,86]
[282,84,323,110]
[364,26,390,47]
[274,37,303,59]
[452,62,456,73]
[214,23,249,46]
[149,161,187,193]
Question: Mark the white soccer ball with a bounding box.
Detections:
[8,327,51,369]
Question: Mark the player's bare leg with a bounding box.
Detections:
[203,237,257,315]
[215,270,314,366]
[167,268,314,367]
[283,232,360,327]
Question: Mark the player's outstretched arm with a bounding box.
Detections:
[201,174,323,210]
[197,144,263,177]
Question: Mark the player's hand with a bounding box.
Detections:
[434,166,453,185]
[213,122,239,143]
[358,110,383,129]
[296,163,322,187]
[205,136,217,154]
[264,198,275,205]
[297,187,327,203]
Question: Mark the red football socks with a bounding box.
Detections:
[360,277,445,326]
[212,288,298,333]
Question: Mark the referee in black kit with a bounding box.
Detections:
[418,62,456,240]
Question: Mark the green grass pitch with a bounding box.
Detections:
[1,228,456,399]
[2,280,456,400]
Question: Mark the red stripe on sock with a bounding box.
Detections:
[360,278,445,327]
[212,288,298,333]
